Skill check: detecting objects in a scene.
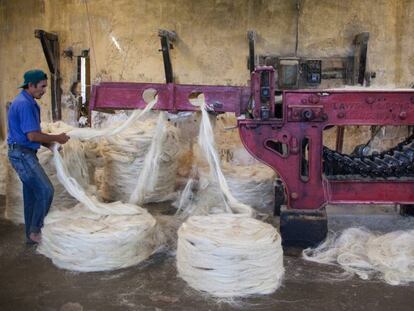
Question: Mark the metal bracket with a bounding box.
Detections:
[158,29,177,83]
[353,32,370,85]
[247,30,256,73]
[34,29,62,121]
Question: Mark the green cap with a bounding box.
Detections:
[18,69,48,88]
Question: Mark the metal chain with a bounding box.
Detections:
[323,134,414,178]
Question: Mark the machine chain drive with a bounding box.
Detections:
[323,134,414,178]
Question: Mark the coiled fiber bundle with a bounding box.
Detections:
[5,162,24,223]
[37,143,159,272]
[177,214,284,297]
[99,124,153,201]
[99,114,180,204]
[0,141,7,195]
[222,162,275,211]
[303,227,414,285]
[37,202,157,272]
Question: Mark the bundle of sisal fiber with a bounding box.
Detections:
[303,227,414,285]
[177,214,284,297]
[0,141,7,196]
[37,144,159,272]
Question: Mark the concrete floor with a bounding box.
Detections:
[0,197,413,311]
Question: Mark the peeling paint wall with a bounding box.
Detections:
[1,0,413,139]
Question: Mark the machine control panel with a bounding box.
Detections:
[305,60,322,84]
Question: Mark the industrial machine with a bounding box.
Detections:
[89,30,414,248]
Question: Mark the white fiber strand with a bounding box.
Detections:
[303,227,414,285]
[67,99,157,140]
[129,112,175,204]
[99,116,179,204]
[52,144,137,215]
[177,214,284,297]
[174,112,275,215]
[196,104,253,216]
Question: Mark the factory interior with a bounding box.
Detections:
[0,0,414,310]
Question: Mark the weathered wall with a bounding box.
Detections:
[1,0,413,139]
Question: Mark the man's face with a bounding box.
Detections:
[27,79,48,99]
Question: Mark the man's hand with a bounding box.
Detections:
[55,133,70,144]
[27,131,70,145]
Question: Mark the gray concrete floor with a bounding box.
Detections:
[0,196,413,311]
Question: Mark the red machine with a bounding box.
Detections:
[90,66,414,247]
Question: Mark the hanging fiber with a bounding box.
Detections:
[66,99,157,140]
[175,110,275,215]
[215,114,276,211]
[129,112,179,204]
[45,99,179,205]
[180,103,253,216]
[303,227,414,285]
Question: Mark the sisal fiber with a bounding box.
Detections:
[4,160,24,223]
[37,102,170,272]
[37,141,159,272]
[177,214,284,297]
[176,102,284,297]
[0,141,7,196]
[303,227,414,285]
[178,103,254,216]
[94,113,179,204]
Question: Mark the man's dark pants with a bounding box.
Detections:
[8,144,54,239]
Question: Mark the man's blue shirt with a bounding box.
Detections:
[7,90,41,150]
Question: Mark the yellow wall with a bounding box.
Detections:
[1,0,414,139]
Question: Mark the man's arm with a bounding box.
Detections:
[27,131,70,145]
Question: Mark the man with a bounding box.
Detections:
[7,69,70,244]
